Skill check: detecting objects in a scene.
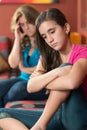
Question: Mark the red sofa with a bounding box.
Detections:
[0,36,19,80]
[0,36,12,80]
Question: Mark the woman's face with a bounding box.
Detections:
[39,20,69,51]
[18,15,36,37]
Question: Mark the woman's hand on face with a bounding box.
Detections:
[14,24,25,42]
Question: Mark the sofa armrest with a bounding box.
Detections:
[0,36,11,80]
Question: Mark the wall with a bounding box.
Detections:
[0,0,77,41]
[77,0,87,44]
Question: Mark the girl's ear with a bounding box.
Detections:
[64,23,70,34]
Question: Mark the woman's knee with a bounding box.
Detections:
[5,82,27,97]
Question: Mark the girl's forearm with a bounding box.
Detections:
[27,65,73,93]
[46,62,86,91]
[46,75,72,91]
[27,68,59,93]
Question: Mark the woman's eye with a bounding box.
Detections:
[20,23,24,27]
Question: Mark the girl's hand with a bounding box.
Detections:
[56,65,72,77]
[30,70,44,79]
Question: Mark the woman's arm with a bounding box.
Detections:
[8,38,21,68]
[46,59,87,91]
[18,60,37,74]
[8,24,25,68]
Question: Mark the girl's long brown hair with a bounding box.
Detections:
[36,8,68,72]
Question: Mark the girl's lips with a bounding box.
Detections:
[51,43,57,47]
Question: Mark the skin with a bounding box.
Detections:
[28,20,87,130]
[8,15,36,73]
[27,21,87,92]
[0,20,87,130]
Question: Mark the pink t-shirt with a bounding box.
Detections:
[40,44,87,99]
[68,44,87,99]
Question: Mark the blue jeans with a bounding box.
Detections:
[0,77,48,107]
[0,87,87,130]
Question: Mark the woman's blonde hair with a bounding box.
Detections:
[11,5,39,48]
[11,4,39,32]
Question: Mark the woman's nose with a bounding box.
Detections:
[23,22,29,30]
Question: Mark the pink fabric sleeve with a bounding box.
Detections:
[69,44,87,64]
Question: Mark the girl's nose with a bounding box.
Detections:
[47,35,53,43]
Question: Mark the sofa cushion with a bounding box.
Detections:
[5,100,46,110]
[0,36,11,80]
[0,55,10,72]
[0,36,11,58]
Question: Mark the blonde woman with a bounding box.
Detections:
[0,5,48,107]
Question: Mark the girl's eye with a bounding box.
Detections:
[42,35,47,39]
[43,36,46,39]
[50,30,55,34]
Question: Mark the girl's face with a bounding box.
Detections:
[39,20,69,51]
[18,15,36,37]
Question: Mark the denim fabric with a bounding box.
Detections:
[0,87,87,130]
[61,86,87,130]
[0,108,61,130]
[0,63,87,129]
[0,77,23,107]
[59,63,72,67]
[0,78,48,107]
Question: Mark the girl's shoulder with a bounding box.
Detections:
[73,43,87,49]
[69,43,87,64]
[72,43,87,54]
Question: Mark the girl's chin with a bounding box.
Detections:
[52,46,59,51]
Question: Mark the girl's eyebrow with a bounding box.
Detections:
[48,28,54,32]
[48,26,57,32]
[40,27,56,36]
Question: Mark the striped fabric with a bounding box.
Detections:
[5,100,46,110]
[0,36,11,80]
[0,36,11,60]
